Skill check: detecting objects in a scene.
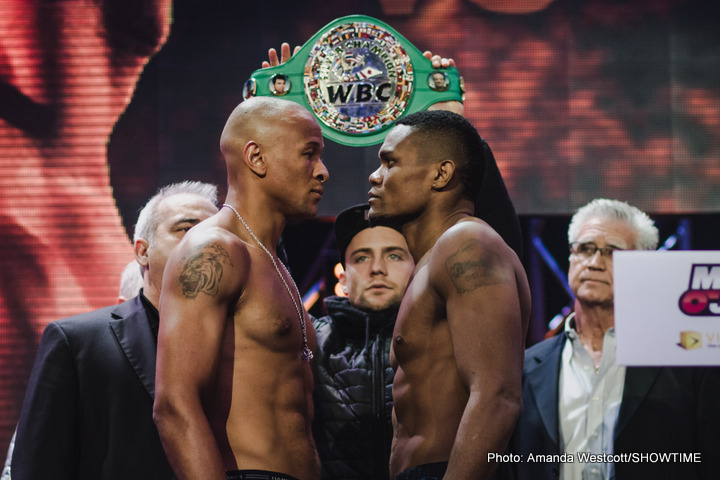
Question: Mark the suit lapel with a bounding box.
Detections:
[109,296,158,399]
[615,367,661,438]
[525,334,565,447]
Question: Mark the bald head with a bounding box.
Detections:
[219,97,327,207]
[220,97,316,161]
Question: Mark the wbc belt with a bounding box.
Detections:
[243,15,464,147]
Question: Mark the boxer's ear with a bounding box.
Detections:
[244,141,267,177]
[432,159,455,190]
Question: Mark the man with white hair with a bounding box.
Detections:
[499,198,720,480]
[11,181,218,480]
[118,260,144,303]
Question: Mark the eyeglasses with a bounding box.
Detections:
[569,242,623,259]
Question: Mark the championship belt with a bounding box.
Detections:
[243,15,464,147]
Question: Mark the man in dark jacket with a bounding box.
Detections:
[497,198,720,480]
[312,204,415,480]
[10,181,218,480]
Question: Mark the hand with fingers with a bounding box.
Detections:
[262,42,301,68]
[423,51,465,115]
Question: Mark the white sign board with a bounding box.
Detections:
[614,250,720,366]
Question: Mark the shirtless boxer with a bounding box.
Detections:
[368,110,531,480]
[153,96,328,480]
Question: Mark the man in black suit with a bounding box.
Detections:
[10,181,218,480]
[497,198,720,480]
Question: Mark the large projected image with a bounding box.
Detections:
[0,0,172,452]
[110,0,720,219]
[338,0,720,214]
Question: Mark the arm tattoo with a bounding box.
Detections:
[178,243,233,299]
[445,242,505,295]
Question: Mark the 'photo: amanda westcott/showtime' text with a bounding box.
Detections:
[488,452,703,464]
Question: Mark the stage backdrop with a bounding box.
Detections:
[1,0,719,455]
[111,0,720,223]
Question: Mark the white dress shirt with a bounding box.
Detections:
[559,313,626,480]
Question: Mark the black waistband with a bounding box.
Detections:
[391,462,449,480]
[226,470,299,480]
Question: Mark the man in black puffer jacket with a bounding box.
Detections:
[312,204,415,480]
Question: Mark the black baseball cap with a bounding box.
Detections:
[334,204,372,267]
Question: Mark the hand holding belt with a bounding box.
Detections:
[243,15,464,147]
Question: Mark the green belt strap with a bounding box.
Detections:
[243,14,464,147]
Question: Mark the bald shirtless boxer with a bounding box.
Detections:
[153,97,329,480]
[368,110,531,480]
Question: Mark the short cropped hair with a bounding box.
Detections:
[396,110,485,201]
[568,198,658,250]
[133,181,218,246]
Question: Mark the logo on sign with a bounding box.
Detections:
[677,331,702,350]
[678,264,720,316]
[304,20,414,136]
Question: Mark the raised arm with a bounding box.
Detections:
[153,230,247,480]
[433,221,529,480]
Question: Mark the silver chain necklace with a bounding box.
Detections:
[222,203,313,361]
